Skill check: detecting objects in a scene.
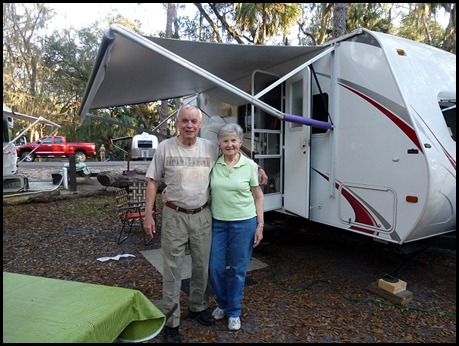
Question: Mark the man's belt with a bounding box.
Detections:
[165,201,208,214]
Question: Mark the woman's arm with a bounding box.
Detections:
[251,185,264,248]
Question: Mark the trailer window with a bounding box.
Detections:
[442,106,456,142]
[290,79,303,129]
[312,93,329,134]
[137,140,153,148]
[438,91,455,142]
[3,117,12,143]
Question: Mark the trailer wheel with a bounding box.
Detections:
[21,151,35,162]
[75,150,87,162]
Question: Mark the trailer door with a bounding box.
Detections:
[250,71,283,212]
[284,68,311,218]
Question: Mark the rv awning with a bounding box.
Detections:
[78,24,333,128]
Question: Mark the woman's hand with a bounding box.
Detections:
[253,224,263,247]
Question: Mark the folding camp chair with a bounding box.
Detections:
[116,181,154,245]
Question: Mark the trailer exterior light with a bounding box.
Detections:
[396,49,406,56]
[406,196,418,203]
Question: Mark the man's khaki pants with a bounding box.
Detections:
[161,205,212,328]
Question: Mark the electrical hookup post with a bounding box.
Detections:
[68,155,77,192]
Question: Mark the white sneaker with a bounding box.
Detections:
[228,316,241,331]
[212,307,225,320]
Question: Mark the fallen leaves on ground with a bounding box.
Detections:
[3,194,456,343]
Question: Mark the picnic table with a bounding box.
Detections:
[3,272,165,343]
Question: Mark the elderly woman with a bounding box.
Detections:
[209,123,264,331]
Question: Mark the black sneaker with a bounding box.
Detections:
[188,309,215,326]
[164,326,181,343]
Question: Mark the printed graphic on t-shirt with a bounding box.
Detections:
[165,157,212,167]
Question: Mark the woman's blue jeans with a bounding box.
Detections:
[209,217,256,318]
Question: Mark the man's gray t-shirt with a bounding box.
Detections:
[146,136,219,209]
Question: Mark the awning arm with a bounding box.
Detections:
[3,111,61,151]
[254,45,335,100]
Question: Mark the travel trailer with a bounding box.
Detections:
[108,132,159,161]
[78,25,456,250]
[3,105,18,176]
[131,132,159,160]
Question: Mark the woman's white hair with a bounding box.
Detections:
[217,123,243,141]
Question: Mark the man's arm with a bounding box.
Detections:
[258,166,268,186]
[144,178,159,238]
[239,145,268,186]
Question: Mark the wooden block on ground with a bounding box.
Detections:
[378,277,407,294]
[367,281,413,305]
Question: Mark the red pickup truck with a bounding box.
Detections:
[16,135,96,162]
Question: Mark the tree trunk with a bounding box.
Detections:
[96,171,166,191]
[96,171,148,188]
[159,3,177,135]
[332,3,347,39]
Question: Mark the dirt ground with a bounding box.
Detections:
[3,174,456,343]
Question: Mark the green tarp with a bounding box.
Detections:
[3,272,165,343]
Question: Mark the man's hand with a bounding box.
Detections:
[143,214,156,238]
[161,188,168,203]
[258,167,268,186]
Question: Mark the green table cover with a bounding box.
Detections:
[3,272,165,343]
